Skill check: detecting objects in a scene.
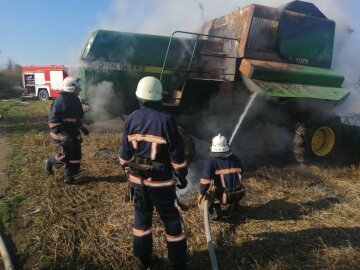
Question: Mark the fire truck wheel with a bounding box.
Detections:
[38,89,49,101]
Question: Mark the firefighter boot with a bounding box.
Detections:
[43,159,54,175]
[63,172,75,184]
[137,255,159,270]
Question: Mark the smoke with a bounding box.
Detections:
[86,81,122,123]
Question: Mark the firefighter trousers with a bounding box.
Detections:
[48,139,82,177]
[133,187,188,269]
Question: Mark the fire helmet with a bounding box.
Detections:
[63,77,81,92]
[211,133,230,153]
[135,76,163,101]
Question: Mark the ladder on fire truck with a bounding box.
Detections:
[160,31,240,107]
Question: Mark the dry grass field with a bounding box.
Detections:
[0,99,360,270]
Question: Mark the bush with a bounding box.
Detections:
[0,66,23,99]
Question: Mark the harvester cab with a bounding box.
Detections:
[80,0,351,165]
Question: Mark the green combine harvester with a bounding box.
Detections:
[80,0,351,166]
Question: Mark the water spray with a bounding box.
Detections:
[229,92,258,145]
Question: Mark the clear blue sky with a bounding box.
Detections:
[0,0,111,66]
[0,0,358,70]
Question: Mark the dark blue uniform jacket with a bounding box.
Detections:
[119,105,188,188]
[48,92,84,140]
[199,154,243,198]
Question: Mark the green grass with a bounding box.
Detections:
[0,195,26,234]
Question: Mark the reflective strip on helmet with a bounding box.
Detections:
[128,134,167,144]
[171,160,187,169]
[200,178,212,185]
[133,227,152,237]
[129,174,175,188]
[165,232,186,242]
[63,118,78,123]
[49,122,61,128]
[215,168,242,175]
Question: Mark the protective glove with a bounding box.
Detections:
[80,125,90,136]
[176,175,188,189]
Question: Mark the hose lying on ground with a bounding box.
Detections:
[203,198,219,270]
[0,232,14,270]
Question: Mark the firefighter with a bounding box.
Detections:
[119,76,188,270]
[197,133,246,219]
[43,76,89,184]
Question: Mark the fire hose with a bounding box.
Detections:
[203,197,219,270]
[0,232,14,270]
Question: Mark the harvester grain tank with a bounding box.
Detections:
[80,1,350,165]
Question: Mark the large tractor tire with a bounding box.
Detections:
[178,126,195,163]
[293,116,343,163]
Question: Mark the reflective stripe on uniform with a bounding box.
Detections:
[129,174,175,188]
[165,232,186,242]
[128,134,167,144]
[63,118,78,123]
[119,156,134,165]
[50,132,82,141]
[69,160,81,164]
[133,227,152,237]
[200,178,212,185]
[49,122,61,128]
[215,168,242,175]
[50,132,62,140]
[171,160,187,170]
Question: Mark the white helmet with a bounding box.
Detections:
[211,133,230,153]
[135,76,163,101]
[63,77,81,92]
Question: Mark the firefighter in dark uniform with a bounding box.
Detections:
[44,76,89,184]
[119,76,188,270]
[198,134,245,219]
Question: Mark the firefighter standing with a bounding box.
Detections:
[44,77,89,184]
[119,76,188,269]
[198,134,245,219]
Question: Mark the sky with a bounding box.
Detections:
[1,0,359,111]
[0,0,358,65]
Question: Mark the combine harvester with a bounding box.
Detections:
[79,0,358,166]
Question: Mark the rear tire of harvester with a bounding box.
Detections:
[293,116,343,164]
[38,89,49,101]
[178,126,195,163]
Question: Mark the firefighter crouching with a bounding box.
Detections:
[119,76,189,270]
[198,134,246,220]
[44,77,89,184]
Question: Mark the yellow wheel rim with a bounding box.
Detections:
[311,127,335,157]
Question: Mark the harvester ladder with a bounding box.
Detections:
[160,31,240,106]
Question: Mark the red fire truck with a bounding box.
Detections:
[21,65,70,100]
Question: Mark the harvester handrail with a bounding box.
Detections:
[160,30,240,82]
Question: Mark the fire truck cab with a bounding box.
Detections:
[21,65,70,100]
